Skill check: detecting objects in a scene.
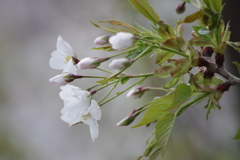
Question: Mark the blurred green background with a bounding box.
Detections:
[0,0,239,160]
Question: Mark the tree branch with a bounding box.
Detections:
[200,56,240,86]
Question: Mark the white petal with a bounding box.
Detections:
[49,51,66,70]
[57,35,75,56]
[82,116,99,142]
[63,59,77,74]
[88,100,101,120]
[61,113,81,125]
[59,85,78,101]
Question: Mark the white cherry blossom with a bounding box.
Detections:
[108,58,133,71]
[50,36,77,74]
[59,84,101,141]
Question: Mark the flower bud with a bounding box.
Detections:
[77,57,109,69]
[109,32,135,50]
[49,72,75,86]
[116,108,142,126]
[108,58,133,71]
[94,35,110,45]
[126,86,148,99]
[176,2,186,14]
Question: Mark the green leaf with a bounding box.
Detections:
[227,42,240,52]
[154,64,174,78]
[232,61,240,74]
[155,49,175,65]
[98,20,140,33]
[198,28,211,35]
[233,128,240,141]
[155,113,176,158]
[128,0,160,24]
[163,78,180,89]
[132,94,173,128]
[164,83,191,111]
[171,58,191,78]
[181,9,203,23]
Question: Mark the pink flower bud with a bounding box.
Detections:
[108,58,133,70]
[94,35,110,45]
[126,86,148,99]
[49,72,74,86]
[109,32,134,50]
[116,108,141,126]
[77,57,108,69]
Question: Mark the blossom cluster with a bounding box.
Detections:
[49,32,146,141]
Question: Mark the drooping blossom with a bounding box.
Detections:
[59,84,101,141]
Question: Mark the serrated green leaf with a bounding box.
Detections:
[171,58,191,78]
[98,20,140,33]
[128,0,160,24]
[148,143,161,160]
[132,94,173,128]
[233,128,240,141]
[164,83,191,111]
[154,64,174,78]
[155,113,176,158]
[232,61,240,74]
[163,78,180,89]
[181,9,203,23]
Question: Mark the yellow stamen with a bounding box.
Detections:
[65,55,71,64]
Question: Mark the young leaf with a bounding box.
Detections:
[155,49,175,65]
[232,61,240,74]
[181,9,203,23]
[132,94,173,128]
[155,113,176,157]
[89,20,130,33]
[227,42,240,52]
[154,64,174,78]
[128,0,160,24]
[163,83,191,111]
[233,128,240,141]
[98,20,140,33]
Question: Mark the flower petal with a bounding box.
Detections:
[82,116,99,142]
[49,51,66,70]
[88,100,101,120]
[57,35,75,57]
[63,59,77,74]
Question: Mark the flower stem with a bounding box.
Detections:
[98,81,119,104]
[176,92,210,116]
[123,73,154,78]
[108,46,138,59]
[99,79,142,106]
[95,68,114,74]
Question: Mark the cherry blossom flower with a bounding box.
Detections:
[59,84,101,141]
[50,36,77,74]
[109,32,134,50]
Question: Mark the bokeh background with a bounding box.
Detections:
[0,0,239,160]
